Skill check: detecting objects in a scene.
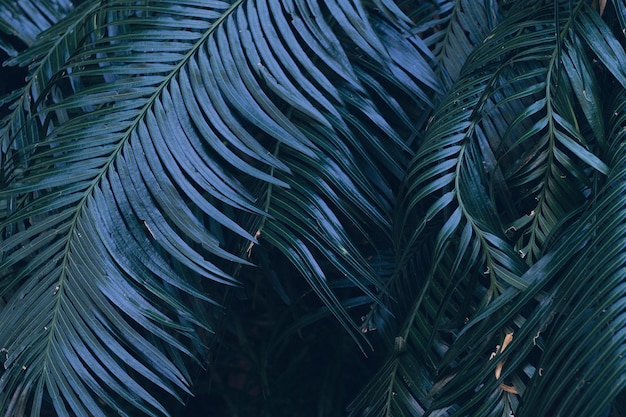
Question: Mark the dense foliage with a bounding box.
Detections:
[1,0,626,416]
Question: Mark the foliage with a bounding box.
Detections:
[0,0,626,416]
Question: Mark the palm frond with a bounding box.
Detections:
[0,0,74,54]
[351,2,623,416]
[0,0,102,170]
[0,0,437,414]
[427,0,499,90]
[516,128,626,417]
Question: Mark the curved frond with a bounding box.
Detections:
[515,123,626,417]
[352,2,621,416]
[427,0,499,90]
[0,0,74,53]
[0,0,437,414]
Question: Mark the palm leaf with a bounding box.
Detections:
[0,0,74,55]
[0,0,437,414]
[428,0,499,90]
[351,1,623,416]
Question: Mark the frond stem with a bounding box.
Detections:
[40,0,246,374]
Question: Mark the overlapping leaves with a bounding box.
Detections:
[0,0,74,54]
[351,1,626,416]
[0,0,437,415]
[3,0,626,415]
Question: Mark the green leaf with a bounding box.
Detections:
[0,0,437,414]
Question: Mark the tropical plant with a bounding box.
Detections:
[1,0,626,415]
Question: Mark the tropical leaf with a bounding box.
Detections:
[428,0,499,90]
[3,0,626,415]
[0,0,438,415]
[0,0,74,55]
[351,1,625,416]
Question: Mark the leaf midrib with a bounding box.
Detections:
[39,0,245,377]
